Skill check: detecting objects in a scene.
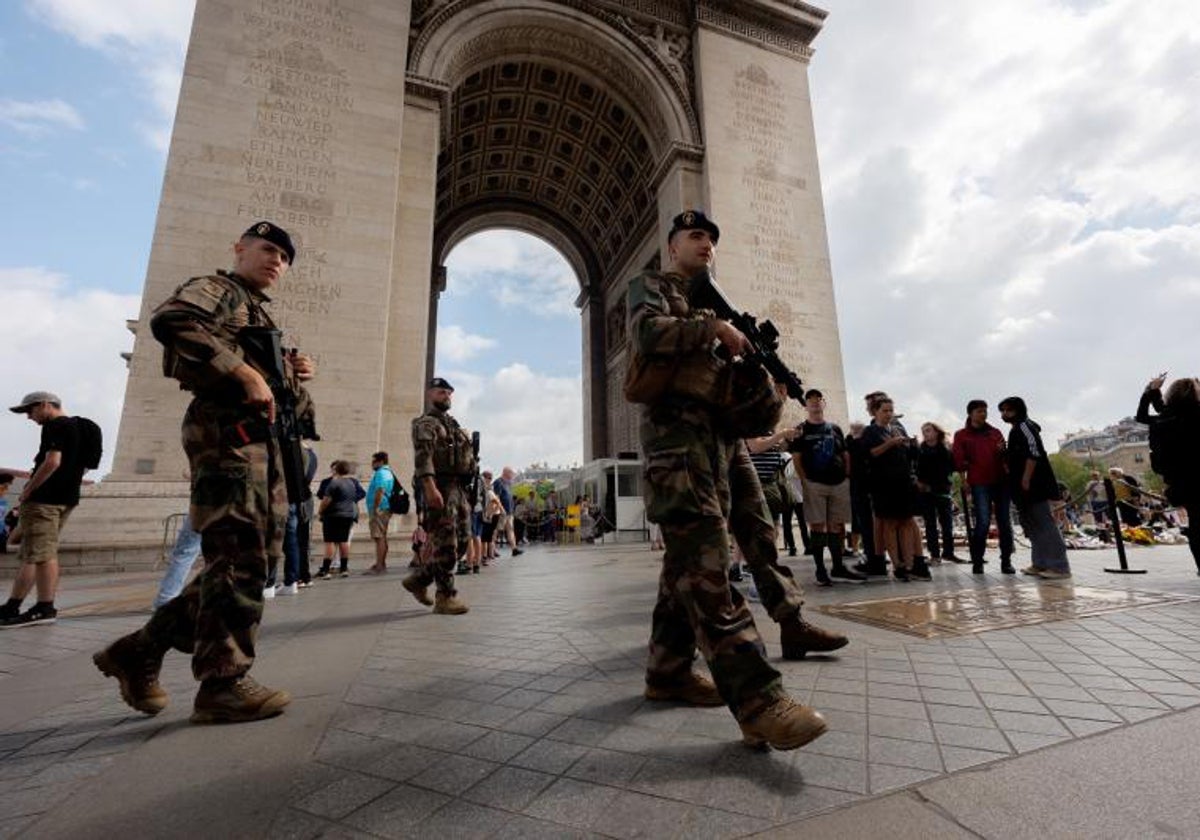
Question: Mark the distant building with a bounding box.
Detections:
[1058,418,1151,478]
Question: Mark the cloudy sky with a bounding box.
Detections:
[1,0,1197,474]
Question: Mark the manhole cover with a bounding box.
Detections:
[815,585,1198,638]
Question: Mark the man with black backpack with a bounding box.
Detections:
[365,451,409,575]
[1,391,100,628]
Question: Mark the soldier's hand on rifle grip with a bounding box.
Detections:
[714,320,750,357]
[292,351,316,381]
[232,363,276,424]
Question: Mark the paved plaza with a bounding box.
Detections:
[3,541,1200,838]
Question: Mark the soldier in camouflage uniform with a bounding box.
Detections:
[94,221,312,723]
[402,377,474,615]
[628,210,847,750]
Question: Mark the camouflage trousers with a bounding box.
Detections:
[641,402,804,717]
[411,478,470,596]
[141,397,286,682]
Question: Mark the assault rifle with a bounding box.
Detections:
[239,326,313,506]
[688,269,806,402]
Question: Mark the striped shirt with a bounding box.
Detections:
[748,450,788,483]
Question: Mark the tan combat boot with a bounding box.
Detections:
[780,617,849,660]
[402,572,434,606]
[644,671,724,707]
[739,696,828,750]
[433,592,469,615]
[191,675,291,724]
[93,633,169,715]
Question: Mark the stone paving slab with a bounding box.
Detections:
[0,542,1199,837]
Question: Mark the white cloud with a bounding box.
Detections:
[0,98,84,134]
[0,267,138,474]
[25,0,195,150]
[445,230,580,318]
[438,324,497,362]
[811,0,1200,450]
[440,364,583,472]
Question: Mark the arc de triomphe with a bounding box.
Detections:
[71,0,847,556]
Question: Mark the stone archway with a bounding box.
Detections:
[85,0,846,562]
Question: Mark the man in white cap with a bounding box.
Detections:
[1,392,90,628]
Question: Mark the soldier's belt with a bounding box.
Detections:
[221,418,271,448]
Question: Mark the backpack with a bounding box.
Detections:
[386,469,411,515]
[73,417,103,471]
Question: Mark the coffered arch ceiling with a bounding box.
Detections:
[435,60,660,286]
[412,2,701,290]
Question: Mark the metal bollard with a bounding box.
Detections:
[1103,477,1146,574]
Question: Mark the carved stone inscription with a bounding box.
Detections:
[234,0,367,342]
[728,63,815,372]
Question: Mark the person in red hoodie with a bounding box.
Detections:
[951,400,1015,575]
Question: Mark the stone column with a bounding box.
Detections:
[379,83,445,488]
[579,283,609,460]
[692,2,848,427]
[67,0,415,556]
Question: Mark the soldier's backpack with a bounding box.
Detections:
[73,416,104,471]
[387,469,411,515]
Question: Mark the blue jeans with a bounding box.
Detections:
[970,484,1014,563]
[153,514,202,608]
[281,505,300,585]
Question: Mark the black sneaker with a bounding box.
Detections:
[854,560,890,577]
[893,568,911,582]
[814,574,832,588]
[1000,561,1016,575]
[512,548,524,558]
[456,562,469,574]
[0,602,19,623]
[787,548,797,557]
[971,562,985,575]
[910,562,933,582]
[946,554,970,564]
[829,565,867,583]
[1,604,57,629]
[472,566,480,574]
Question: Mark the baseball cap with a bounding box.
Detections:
[9,391,61,413]
[242,221,296,264]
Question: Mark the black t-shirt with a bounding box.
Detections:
[29,416,85,506]
[790,421,847,485]
[1006,419,1060,503]
[916,443,955,494]
[861,422,917,516]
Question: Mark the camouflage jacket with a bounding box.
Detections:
[151,270,278,395]
[626,269,726,404]
[412,407,476,481]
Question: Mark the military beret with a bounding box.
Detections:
[668,209,720,243]
[428,377,454,392]
[242,221,296,264]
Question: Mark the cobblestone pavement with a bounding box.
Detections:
[2,542,1199,838]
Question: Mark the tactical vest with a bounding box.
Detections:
[431,413,477,477]
[625,271,729,406]
[159,273,275,394]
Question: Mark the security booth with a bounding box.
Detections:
[556,456,647,543]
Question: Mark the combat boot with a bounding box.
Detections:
[402,572,434,606]
[644,671,724,707]
[191,675,290,724]
[739,696,827,750]
[780,617,849,660]
[433,592,469,615]
[93,633,169,715]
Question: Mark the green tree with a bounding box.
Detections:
[1049,453,1097,501]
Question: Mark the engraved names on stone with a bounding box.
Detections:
[728,62,815,372]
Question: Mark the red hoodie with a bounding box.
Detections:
[951,422,1007,487]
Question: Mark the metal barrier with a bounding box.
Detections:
[155,512,188,572]
[1103,477,1145,574]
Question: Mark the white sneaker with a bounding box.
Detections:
[276,583,299,596]
[263,585,276,599]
